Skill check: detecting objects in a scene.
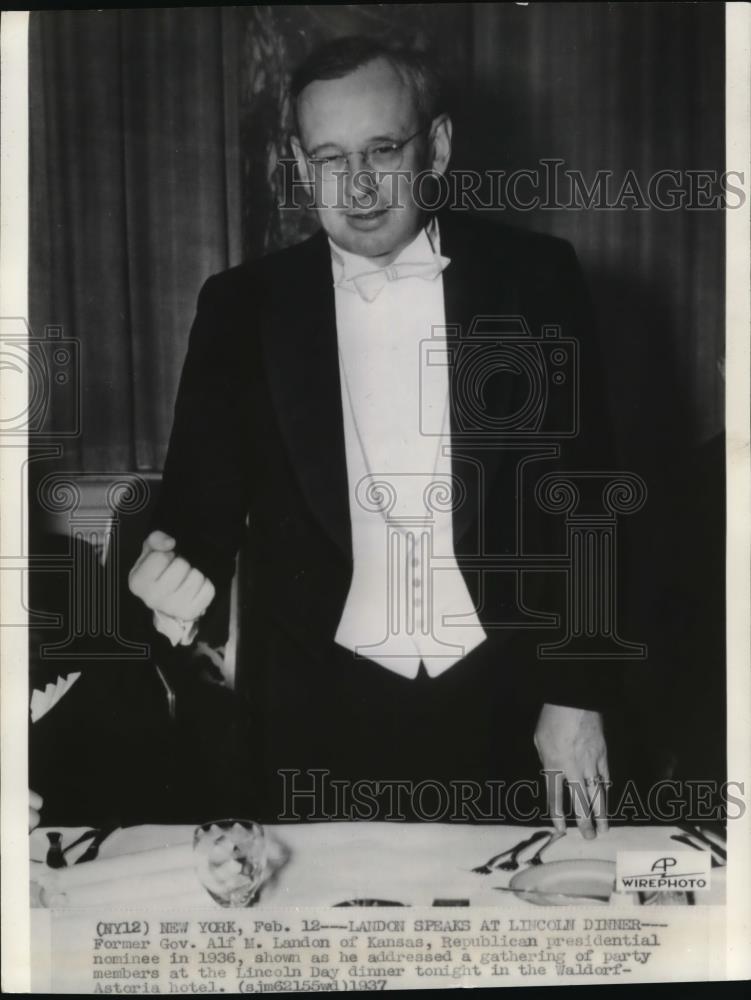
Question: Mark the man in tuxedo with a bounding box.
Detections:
[129,36,614,833]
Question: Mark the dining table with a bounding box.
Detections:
[30,821,726,909]
[27,821,730,994]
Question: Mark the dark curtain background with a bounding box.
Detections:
[236,2,725,467]
[29,7,240,471]
[467,2,725,463]
[29,3,724,474]
[27,3,727,794]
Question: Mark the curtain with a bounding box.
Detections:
[466,1,725,455]
[29,8,241,472]
[236,2,724,458]
[30,4,724,473]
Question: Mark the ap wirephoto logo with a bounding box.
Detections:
[616,852,712,892]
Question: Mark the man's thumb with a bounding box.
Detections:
[144,530,176,553]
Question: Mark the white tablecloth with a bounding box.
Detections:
[30,823,726,908]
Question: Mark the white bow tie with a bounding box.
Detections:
[338,255,450,303]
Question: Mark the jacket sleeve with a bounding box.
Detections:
[152,273,254,602]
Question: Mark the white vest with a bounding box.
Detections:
[332,222,487,678]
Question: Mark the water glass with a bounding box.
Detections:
[193,819,266,907]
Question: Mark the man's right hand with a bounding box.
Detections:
[29,789,43,832]
[128,530,216,621]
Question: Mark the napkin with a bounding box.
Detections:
[35,842,193,891]
[40,866,201,907]
[30,672,81,723]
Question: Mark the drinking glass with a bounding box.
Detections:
[193,820,266,907]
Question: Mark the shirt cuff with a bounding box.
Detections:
[153,610,199,647]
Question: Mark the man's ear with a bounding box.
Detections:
[290,135,314,189]
[429,115,453,177]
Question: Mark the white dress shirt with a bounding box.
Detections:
[155,221,489,676]
[331,220,487,678]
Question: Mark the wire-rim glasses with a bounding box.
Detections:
[301,126,428,177]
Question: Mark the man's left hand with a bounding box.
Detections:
[534,703,610,839]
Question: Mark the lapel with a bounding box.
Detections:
[261,215,521,557]
[439,212,519,546]
[260,230,353,558]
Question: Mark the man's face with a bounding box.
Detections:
[292,57,451,265]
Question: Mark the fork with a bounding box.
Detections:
[62,828,100,857]
[676,822,727,860]
[473,830,551,874]
[496,832,550,872]
[527,831,563,866]
[75,826,116,864]
[670,833,724,868]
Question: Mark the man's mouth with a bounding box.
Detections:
[347,209,387,222]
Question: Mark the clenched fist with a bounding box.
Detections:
[128,530,215,622]
[29,789,43,832]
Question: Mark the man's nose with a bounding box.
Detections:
[342,153,378,206]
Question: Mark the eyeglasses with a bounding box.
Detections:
[301,127,427,177]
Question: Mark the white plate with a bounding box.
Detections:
[509,859,616,905]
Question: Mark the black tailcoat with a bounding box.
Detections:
[155,211,620,818]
